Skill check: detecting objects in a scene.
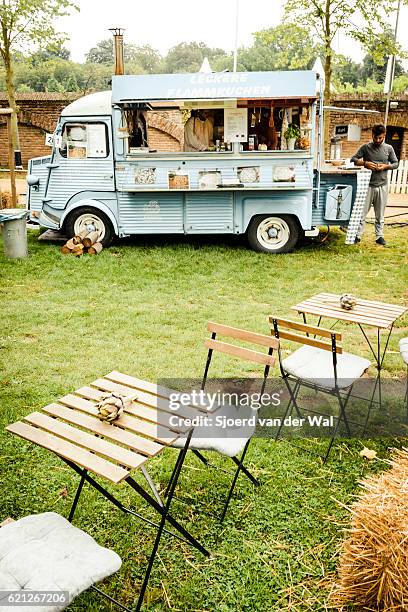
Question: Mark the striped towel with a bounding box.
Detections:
[345,170,372,244]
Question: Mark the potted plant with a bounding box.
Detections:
[284,124,301,151]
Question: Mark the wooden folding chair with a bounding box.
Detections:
[269,317,371,462]
[171,322,278,521]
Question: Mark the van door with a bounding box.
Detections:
[44,119,115,211]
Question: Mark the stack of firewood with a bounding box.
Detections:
[61,231,103,256]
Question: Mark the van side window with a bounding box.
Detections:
[60,123,109,159]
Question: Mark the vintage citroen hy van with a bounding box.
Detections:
[26,70,359,253]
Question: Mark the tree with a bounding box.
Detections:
[30,41,71,65]
[0,0,77,162]
[1,52,114,94]
[9,57,76,92]
[211,53,234,72]
[86,38,115,64]
[86,38,162,73]
[63,73,78,92]
[164,42,227,73]
[392,73,408,92]
[239,24,319,72]
[46,76,63,92]
[78,62,112,94]
[128,44,162,73]
[283,0,405,154]
[333,55,363,87]
[283,0,404,104]
[360,51,404,83]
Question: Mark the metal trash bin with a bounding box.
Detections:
[0,208,28,259]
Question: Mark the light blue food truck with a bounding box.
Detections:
[26,70,360,253]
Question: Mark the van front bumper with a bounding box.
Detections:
[39,209,60,230]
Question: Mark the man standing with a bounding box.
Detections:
[351,124,399,245]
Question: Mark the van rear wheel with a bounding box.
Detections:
[65,207,114,247]
[247,214,300,253]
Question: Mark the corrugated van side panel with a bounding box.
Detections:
[46,159,114,209]
[185,193,233,233]
[117,192,184,233]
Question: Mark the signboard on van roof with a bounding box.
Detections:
[112,71,318,103]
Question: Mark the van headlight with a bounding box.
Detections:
[27,174,40,189]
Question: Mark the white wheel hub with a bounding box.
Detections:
[256,217,290,250]
[73,213,105,241]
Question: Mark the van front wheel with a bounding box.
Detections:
[247,215,300,253]
[65,207,114,247]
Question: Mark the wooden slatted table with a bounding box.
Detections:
[292,293,407,330]
[6,371,210,612]
[292,293,407,406]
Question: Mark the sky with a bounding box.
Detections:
[57,0,408,66]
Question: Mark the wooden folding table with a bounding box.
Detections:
[292,292,407,407]
[6,371,210,611]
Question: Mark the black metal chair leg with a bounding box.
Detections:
[163,449,209,498]
[163,448,208,501]
[230,455,259,486]
[134,431,194,612]
[336,389,351,437]
[322,387,352,463]
[322,408,343,464]
[362,374,380,436]
[275,379,300,441]
[68,468,87,522]
[163,447,185,498]
[192,449,209,465]
[220,439,252,523]
[290,380,303,419]
[91,585,133,612]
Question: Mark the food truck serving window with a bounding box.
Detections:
[60,123,109,159]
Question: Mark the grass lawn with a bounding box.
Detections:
[0,226,407,611]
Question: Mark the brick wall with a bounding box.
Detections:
[0,93,79,168]
[147,110,183,152]
[0,93,184,166]
[330,94,408,161]
[148,127,182,152]
[0,123,53,167]
[1,91,406,167]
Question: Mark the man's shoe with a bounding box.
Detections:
[354,236,361,244]
[376,237,386,246]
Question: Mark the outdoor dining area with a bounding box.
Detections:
[1,292,407,611]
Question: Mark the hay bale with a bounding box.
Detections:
[0,191,13,209]
[332,448,408,610]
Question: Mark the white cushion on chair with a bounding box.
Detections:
[399,338,408,365]
[282,345,371,389]
[0,512,122,611]
[172,404,257,458]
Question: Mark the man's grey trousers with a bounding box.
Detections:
[357,183,388,238]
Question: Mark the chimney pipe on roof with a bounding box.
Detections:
[109,28,125,75]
